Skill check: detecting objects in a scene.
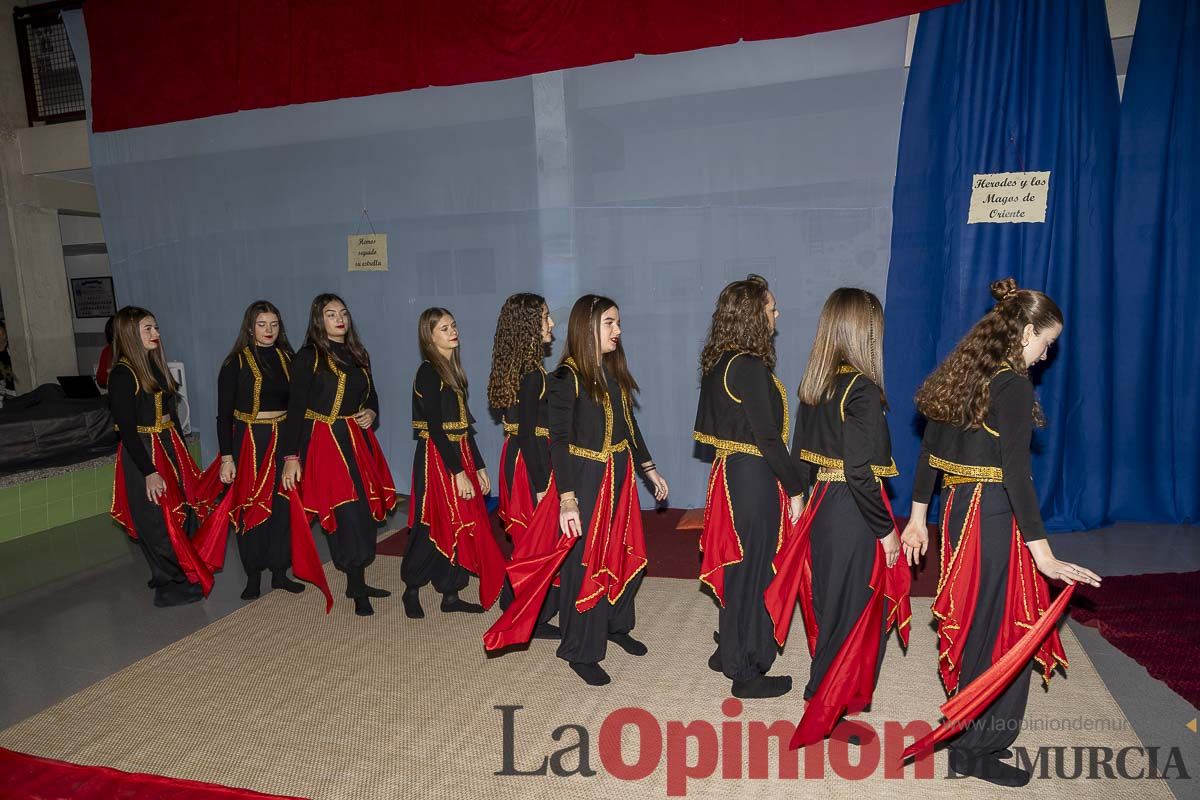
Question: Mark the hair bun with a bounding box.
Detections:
[990,277,1020,302]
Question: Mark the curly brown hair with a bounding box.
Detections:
[915,277,1063,428]
[487,293,547,409]
[699,275,775,374]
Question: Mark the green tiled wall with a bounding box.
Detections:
[0,438,201,599]
[0,462,116,544]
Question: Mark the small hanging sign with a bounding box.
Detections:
[348,209,388,271]
[967,171,1050,224]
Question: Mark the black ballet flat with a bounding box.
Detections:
[607,633,648,656]
[708,648,722,672]
[570,662,611,686]
[731,674,792,699]
[440,593,485,614]
[362,584,391,598]
[241,571,262,600]
[948,749,1030,787]
[354,597,375,617]
[402,588,425,619]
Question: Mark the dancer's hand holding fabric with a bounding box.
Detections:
[559,494,581,537]
[476,468,491,496]
[536,490,547,504]
[281,458,301,491]
[900,514,929,566]
[1027,540,1101,587]
[881,529,901,568]
[454,471,475,500]
[353,408,376,429]
[787,494,803,524]
[219,456,236,484]
[644,467,669,502]
[145,472,166,503]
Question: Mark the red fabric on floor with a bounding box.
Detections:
[1070,570,1200,709]
[0,747,308,800]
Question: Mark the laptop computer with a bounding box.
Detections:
[58,375,101,399]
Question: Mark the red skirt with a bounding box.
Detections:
[932,481,1068,694]
[764,479,912,749]
[300,418,397,531]
[497,436,536,535]
[407,435,505,609]
[110,427,214,595]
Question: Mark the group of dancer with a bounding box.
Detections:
[106,275,1100,787]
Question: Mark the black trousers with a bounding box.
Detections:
[805,481,889,700]
[556,451,641,665]
[318,420,380,596]
[231,420,291,575]
[945,482,1031,756]
[401,441,470,595]
[498,438,558,624]
[714,454,781,681]
[120,432,192,591]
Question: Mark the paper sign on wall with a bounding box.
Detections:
[348,234,388,271]
[967,171,1050,224]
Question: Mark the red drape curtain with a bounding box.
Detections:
[83,0,952,132]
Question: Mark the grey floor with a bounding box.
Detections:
[1,522,1198,798]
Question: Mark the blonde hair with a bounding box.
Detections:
[798,288,886,407]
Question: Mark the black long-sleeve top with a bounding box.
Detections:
[792,366,897,538]
[693,351,806,497]
[911,366,1047,542]
[108,359,181,476]
[411,361,485,475]
[216,344,292,455]
[502,367,551,493]
[547,357,652,497]
[280,342,378,458]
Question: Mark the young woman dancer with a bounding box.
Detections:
[900,278,1100,786]
[487,293,559,637]
[209,301,305,600]
[280,294,396,617]
[693,275,804,698]
[108,306,212,607]
[549,295,668,686]
[766,288,910,746]
[402,307,504,618]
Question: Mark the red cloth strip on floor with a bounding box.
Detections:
[0,747,309,800]
[1070,569,1200,710]
[83,0,954,132]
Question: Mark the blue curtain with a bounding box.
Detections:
[883,0,1119,531]
[1109,0,1200,524]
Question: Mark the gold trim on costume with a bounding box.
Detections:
[839,372,861,422]
[798,449,898,477]
[570,439,629,462]
[418,430,466,443]
[233,410,286,425]
[928,454,1004,481]
[502,421,549,437]
[723,354,743,403]
[692,432,762,458]
[942,474,1002,486]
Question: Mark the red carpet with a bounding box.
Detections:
[0,747,308,800]
[378,508,943,597]
[1070,570,1200,710]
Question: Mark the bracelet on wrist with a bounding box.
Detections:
[283,455,300,462]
